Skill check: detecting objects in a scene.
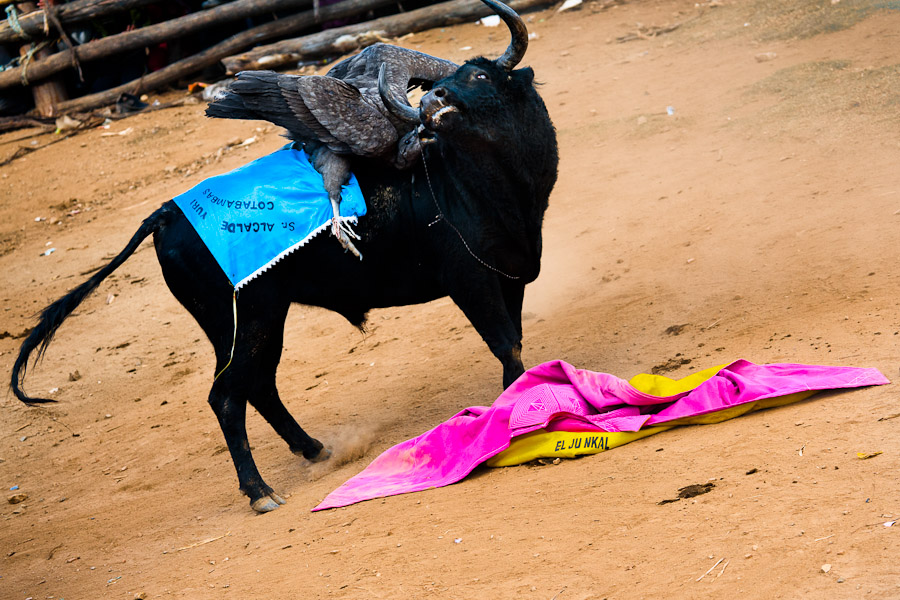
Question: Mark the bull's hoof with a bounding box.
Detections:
[251,497,279,512]
[251,491,286,513]
[308,447,332,463]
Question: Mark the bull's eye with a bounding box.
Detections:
[474,72,489,81]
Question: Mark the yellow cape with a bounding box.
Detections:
[486,364,816,467]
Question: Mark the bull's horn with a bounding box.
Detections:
[378,63,419,123]
[483,0,528,71]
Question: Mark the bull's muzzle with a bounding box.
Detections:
[421,88,459,131]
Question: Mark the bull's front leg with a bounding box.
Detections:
[449,277,526,389]
[500,279,526,385]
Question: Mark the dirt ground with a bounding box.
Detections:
[2,0,900,597]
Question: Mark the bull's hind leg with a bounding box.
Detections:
[198,302,292,512]
[154,213,325,512]
[209,300,329,512]
[237,310,330,462]
[207,373,284,512]
[250,383,331,463]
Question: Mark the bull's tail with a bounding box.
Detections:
[11,205,171,405]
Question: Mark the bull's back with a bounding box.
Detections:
[154,175,448,328]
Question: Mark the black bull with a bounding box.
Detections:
[11,59,558,512]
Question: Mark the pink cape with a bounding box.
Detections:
[313,360,888,510]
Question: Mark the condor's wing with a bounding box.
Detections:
[328,43,457,94]
[292,75,397,157]
[205,71,332,147]
[206,70,394,157]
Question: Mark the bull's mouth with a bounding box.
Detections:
[430,105,459,124]
[421,96,460,130]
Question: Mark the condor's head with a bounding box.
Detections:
[379,0,548,150]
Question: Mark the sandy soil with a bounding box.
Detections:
[2,0,900,597]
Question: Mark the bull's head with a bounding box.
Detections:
[380,0,533,147]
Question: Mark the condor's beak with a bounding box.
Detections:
[417,124,437,145]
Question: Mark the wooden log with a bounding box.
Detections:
[0,115,53,133]
[0,0,159,44]
[223,0,552,74]
[0,0,321,90]
[53,0,396,115]
[17,2,67,116]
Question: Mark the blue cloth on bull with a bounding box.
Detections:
[172,143,366,289]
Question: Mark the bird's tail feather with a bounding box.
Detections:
[205,71,298,132]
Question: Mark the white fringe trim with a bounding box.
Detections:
[233,215,359,289]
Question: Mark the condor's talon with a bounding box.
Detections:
[333,226,362,259]
[330,199,362,259]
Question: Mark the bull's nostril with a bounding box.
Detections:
[433,88,446,98]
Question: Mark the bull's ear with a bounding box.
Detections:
[514,67,535,85]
